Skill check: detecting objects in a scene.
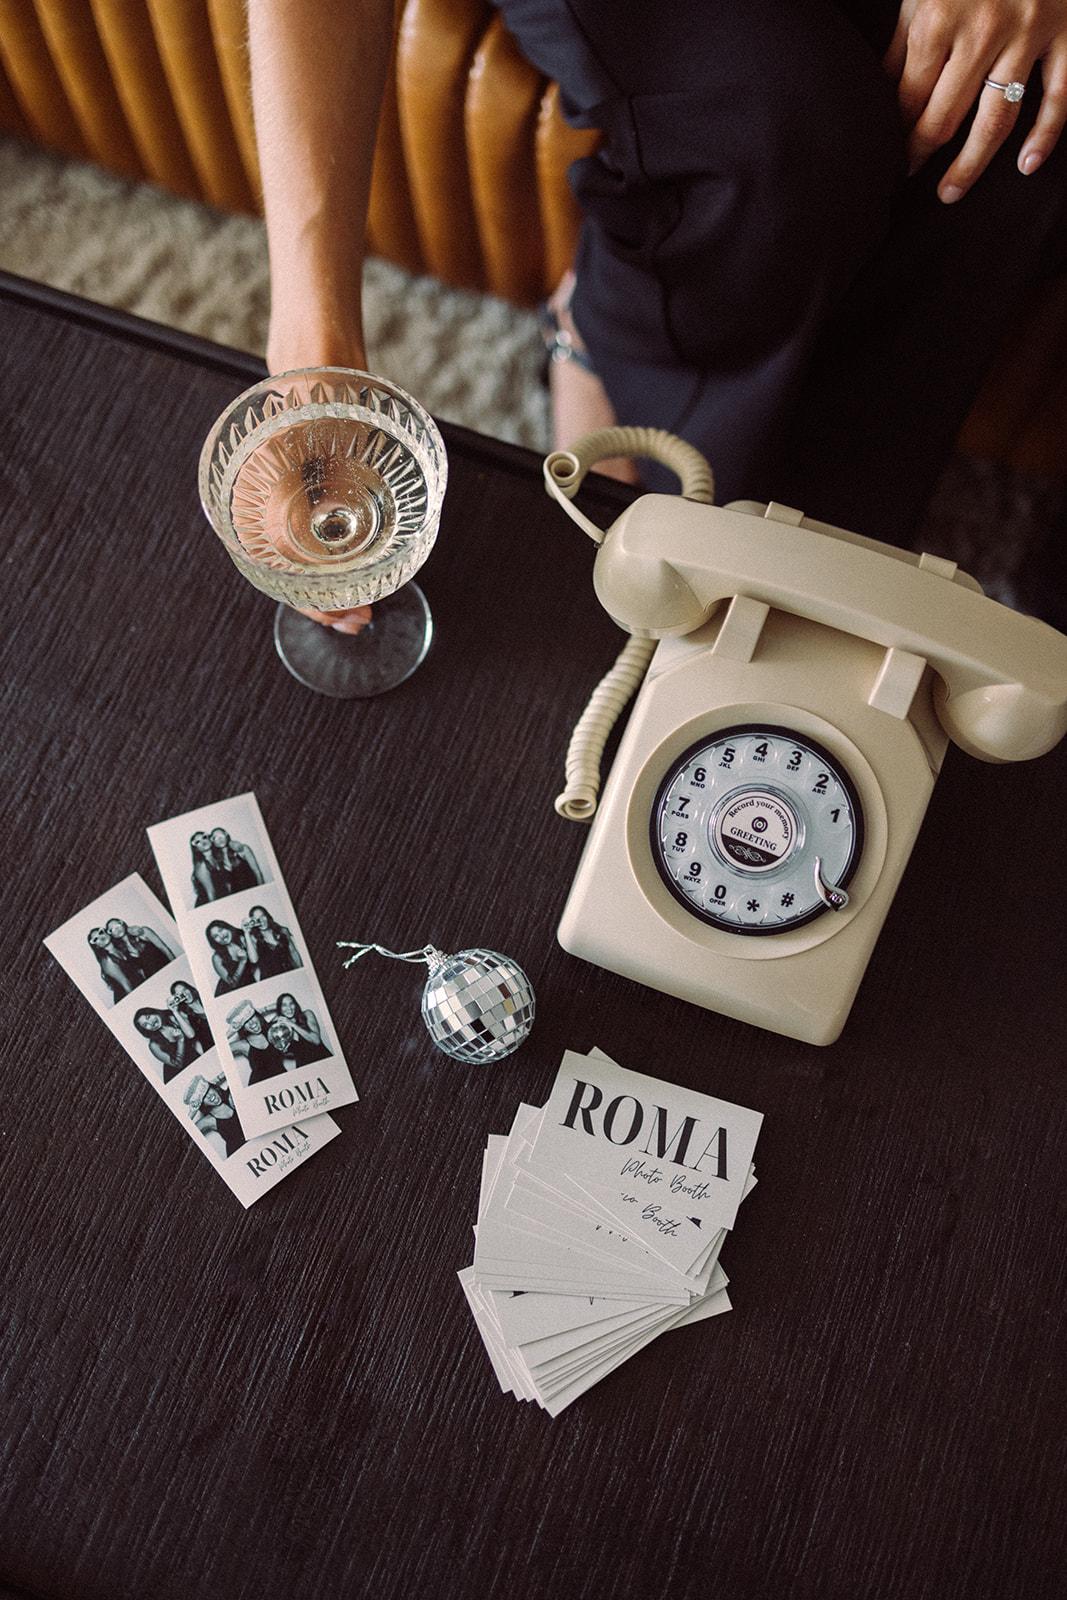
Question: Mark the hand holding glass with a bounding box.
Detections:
[199,368,448,696]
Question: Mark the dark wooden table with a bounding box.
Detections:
[0,271,1064,1600]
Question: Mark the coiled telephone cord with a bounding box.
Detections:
[543,427,715,820]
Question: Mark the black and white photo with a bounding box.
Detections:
[225,979,333,1087]
[205,917,255,995]
[133,1001,206,1083]
[152,794,273,914]
[183,1072,247,1158]
[204,893,303,996]
[190,823,266,906]
[167,980,214,1054]
[46,877,180,1013]
[226,999,292,1086]
[242,902,302,981]
[84,912,177,1008]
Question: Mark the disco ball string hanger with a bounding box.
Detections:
[340,942,438,969]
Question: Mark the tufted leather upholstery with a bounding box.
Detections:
[0,0,1063,479]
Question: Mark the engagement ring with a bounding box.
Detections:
[984,78,1026,102]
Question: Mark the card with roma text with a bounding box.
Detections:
[458,1047,760,1413]
[517,1047,762,1272]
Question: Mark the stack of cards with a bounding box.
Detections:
[45,793,358,1206]
[458,1048,762,1415]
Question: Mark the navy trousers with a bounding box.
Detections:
[498,0,1067,546]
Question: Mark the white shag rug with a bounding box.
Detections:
[0,133,551,453]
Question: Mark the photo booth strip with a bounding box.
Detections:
[44,874,341,1207]
[147,792,359,1140]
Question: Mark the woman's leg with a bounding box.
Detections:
[504,0,904,498]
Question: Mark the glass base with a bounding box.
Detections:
[273,582,432,698]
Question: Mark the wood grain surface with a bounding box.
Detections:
[0,274,1064,1600]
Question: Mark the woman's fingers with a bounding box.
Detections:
[884,0,1067,198]
[296,603,374,634]
[889,0,1013,174]
[887,1,955,136]
[935,68,1033,197]
[1018,40,1067,171]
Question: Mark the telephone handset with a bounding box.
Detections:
[545,429,1067,1046]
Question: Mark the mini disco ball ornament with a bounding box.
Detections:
[420,947,535,1063]
[339,941,535,1063]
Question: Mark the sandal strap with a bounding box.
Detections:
[537,298,597,374]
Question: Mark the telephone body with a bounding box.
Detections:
[554,486,1067,1046]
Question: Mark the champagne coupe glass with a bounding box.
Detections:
[199,368,448,697]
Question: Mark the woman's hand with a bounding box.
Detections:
[885,0,1067,199]
[295,603,374,634]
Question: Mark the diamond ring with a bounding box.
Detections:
[984,78,1026,102]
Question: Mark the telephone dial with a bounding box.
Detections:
[545,427,1067,1046]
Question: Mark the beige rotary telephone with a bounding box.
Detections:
[545,428,1067,1046]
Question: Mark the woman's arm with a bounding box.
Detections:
[289,1010,321,1045]
[104,957,133,997]
[170,1005,196,1041]
[247,0,395,375]
[149,1037,171,1068]
[243,924,266,983]
[237,843,265,885]
[212,947,245,986]
[193,861,217,902]
[138,926,177,961]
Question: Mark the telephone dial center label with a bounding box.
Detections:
[716,790,797,871]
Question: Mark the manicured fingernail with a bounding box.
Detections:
[1020,149,1044,175]
[939,184,964,204]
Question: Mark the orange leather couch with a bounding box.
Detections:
[1,0,1064,481]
